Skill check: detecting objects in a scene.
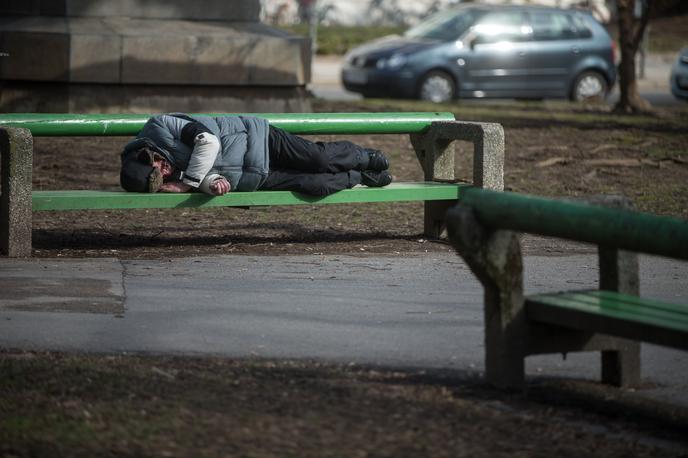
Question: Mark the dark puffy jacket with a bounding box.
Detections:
[122,113,270,191]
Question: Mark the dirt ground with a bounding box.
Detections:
[6,100,688,457]
[28,100,688,259]
[2,350,688,458]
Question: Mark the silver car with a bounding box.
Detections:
[342,4,616,103]
[670,47,688,100]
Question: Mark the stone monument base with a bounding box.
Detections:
[0,0,311,114]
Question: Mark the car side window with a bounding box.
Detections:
[530,11,592,41]
[472,11,531,45]
[570,13,593,39]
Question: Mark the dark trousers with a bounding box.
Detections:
[260,126,369,196]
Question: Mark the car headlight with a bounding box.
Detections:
[376,53,407,70]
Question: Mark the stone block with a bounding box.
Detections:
[0,16,310,86]
[0,0,40,15]
[70,33,121,83]
[0,0,261,21]
[121,27,309,86]
[0,31,70,81]
[72,0,261,21]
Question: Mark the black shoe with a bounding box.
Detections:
[361,170,392,187]
[365,149,389,171]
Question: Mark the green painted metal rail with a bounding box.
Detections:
[459,187,688,260]
[0,112,456,137]
[32,182,465,211]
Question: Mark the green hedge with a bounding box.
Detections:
[278,24,406,55]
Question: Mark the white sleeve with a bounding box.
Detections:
[182,133,221,188]
[198,173,225,196]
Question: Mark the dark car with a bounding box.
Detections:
[670,47,688,101]
[341,4,616,103]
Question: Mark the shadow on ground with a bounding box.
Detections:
[1,350,687,457]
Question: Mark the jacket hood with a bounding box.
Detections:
[122,137,172,163]
[120,139,164,193]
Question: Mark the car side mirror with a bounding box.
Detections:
[465,33,478,51]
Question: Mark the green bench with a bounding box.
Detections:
[1,112,505,257]
[447,187,688,389]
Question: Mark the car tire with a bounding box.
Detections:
[418,71,456,103]
[570,71,608,102]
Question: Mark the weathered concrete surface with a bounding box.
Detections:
[0,0,310,112]
[1,0,261,22]
[0,253,686,406]
[0,258,123,314]
[0,128,32,257]
[0,18,310,86]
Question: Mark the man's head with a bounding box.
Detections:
[120,145,169,193]
[152,153,174,180]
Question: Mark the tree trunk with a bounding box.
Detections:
[614,0,653,114]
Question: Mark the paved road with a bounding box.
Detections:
[310,53,684,106]
[1,253,686,406]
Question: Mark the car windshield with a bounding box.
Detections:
[405,7,487,41]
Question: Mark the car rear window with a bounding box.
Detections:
[529,11,593,41]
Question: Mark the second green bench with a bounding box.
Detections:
[447,187,688,389]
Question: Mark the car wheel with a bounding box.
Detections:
[571,71,608,102]
[419,71,456,103]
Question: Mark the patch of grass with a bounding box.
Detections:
[313,97,688,131]
[277,24,405,55]
[647,15,688,54]
[634,182,688,215]
[645,144,688,159]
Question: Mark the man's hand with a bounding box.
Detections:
[159,182,192,193]
[209,177,230,196]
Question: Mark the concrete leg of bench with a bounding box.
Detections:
[411,121,504,238]
[447,205,527,389]
[0,127,33,257]
[598,246,642,387]
[587,195,641,387]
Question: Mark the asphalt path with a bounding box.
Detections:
[1,252,686,406]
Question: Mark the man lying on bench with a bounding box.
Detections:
[120,113,392,197]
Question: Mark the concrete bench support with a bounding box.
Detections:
[411,121,504,238]
[0,127,33,257]
[447,195,641,390]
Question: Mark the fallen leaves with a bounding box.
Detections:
[534,157,684,168]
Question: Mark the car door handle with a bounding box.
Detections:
[518,51,526,57]
[571,46,580,54]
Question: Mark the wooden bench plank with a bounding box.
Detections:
[32,182,465,211]
[526,290,688,350]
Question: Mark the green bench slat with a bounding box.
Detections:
[586,290,688,316]
[32,182,465,211]
[552,291,688,326]
[526,290,688,350]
